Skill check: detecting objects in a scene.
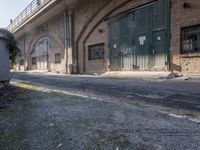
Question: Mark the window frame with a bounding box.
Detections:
[55,53,61,64]
[19,59,24,66]
[32,57,37,65]
[181,24,200,54]
[88,43,105,61]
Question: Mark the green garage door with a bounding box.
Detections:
[109,13,135,70]
[108,0,170,71]
[135,7,151,70]
[151,0,170,70]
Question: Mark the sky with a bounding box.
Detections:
[0,0,32,28]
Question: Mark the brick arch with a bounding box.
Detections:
[77,0,132,73]
[27,32,64,69]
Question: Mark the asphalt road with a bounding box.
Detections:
[1,72,200,150]
[12,72,200,113]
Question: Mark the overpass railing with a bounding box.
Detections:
[7,0,51,32]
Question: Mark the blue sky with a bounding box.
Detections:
[0,0,32,28]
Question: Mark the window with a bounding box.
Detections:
[88,43,104,60]
[55,53,61,64]
[37,0,41,5]
[19,59,24,66]
[32,57,37,65]
[182,25,200,53]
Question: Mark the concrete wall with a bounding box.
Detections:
[0,38,10,81]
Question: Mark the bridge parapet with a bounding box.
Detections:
[7,0,52,32]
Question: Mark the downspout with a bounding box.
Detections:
[68,9,73,74]
[24,34,27,70]
[64,10,68,73]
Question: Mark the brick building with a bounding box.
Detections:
[10,0,200,75]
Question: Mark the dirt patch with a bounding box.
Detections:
[0,85,28,109]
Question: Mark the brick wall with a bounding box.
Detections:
[15,0,200,75]
[73,0,110,41]
[171,0,200,74]
[16,13,66,73]
[85,22,108,74]
[82,0,153,74]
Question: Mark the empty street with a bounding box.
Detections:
[1,72,200,150]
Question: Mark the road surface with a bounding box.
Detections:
[1,72,200,150]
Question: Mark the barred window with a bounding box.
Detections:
[182,25,200,53]
[55,53,61,64]
[32,57,37,65]
[88,43,104,60]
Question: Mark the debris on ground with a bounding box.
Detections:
[57,143,63,148]
[49,123,54,127]
[167,70,183,79]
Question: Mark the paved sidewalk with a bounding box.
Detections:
[12,70,200,82]
[101,71,171,80]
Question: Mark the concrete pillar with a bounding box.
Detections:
[24,34,28,70]
[64,9,73,74]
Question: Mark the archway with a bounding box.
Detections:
[27,32,64,70]
[76,0,132,73]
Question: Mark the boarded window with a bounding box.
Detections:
[88,44,104,60]
[55,53,61,64]
[32,57,37,65]
[182,25,200,53]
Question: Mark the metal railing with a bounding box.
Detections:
[7,0,51,32]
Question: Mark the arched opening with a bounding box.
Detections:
[27,32,65,72]
[77,0,132,73]
[30,37,50,70]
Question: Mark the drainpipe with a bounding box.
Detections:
[24,34,27,70]
[64,9,73,74]
[47,40,49,70]
[64,10,68,74]
[68,9,73,74]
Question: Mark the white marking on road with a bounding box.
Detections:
[158,110,200,123]
[135,93,166,99]
[168,113,186,119]
[189,118,200,123]
[11,81,111,103]
[80,95,89,98]
[57,143,63,148]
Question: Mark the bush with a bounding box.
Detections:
[0,28,20,67]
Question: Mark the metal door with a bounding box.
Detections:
[109,14,135,70]
[135,7,151,70]
[109,18,121,69]
[152,0,168,31]
[120,14,134,70]
[152,31,167,70]
[108,0,170,71]
[151,0,169,70]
